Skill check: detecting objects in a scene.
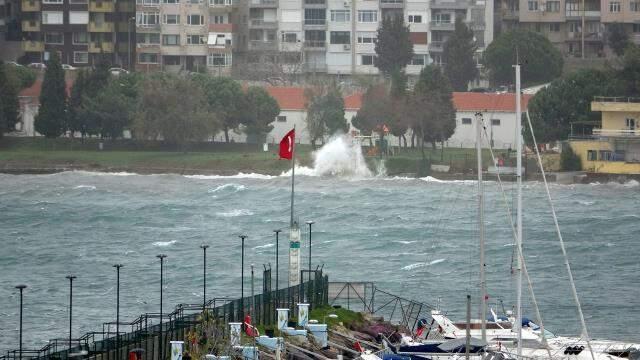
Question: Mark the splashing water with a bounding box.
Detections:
[312,135,372,177]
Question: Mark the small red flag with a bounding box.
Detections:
[279,129,295,160]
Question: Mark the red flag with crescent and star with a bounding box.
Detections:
[279,129,295,160]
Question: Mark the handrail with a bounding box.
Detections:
[593,96,640,103]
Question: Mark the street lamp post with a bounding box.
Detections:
[239,235,247,321]
[15,284,27,360]
[128,16,135,70]
[306,221,315,282]
[156,254,167,360]
[273,229,281,307]
[200,244,209,309]
[113,264,123,360]
[66,275,77,352]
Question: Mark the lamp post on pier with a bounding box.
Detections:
[273,229,281,307]
[156,254,167,360]
[66,275,77,352]
[200,244,210,309]
[239,235,247,321]
[113,264,123,360]
[15,284,27,360]
[306,220,315,282]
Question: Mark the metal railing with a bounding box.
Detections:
[593,129,640,137]
[2,271,328,360]
[593,96,640,103]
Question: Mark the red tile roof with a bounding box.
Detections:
[19,79,74,100]
[265,87,308,111]
[344,93,363,110]
[452,92,533,112]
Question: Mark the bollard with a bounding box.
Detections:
[276,308,289,330]
[297,303,309,327]
[229,322,242,347]
[170,341,183,360]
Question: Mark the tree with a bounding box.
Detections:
[483,30,563,86]
[389,70,409,148]
[305,82,348,148]
[353,84,393,148]
[35,53,67,138]
[134,76,219,149]
[443,16,478,91]
[619,44,640,96]
[607,23,629,57]
[0,62,19,135]
[5,63,36,89]
[67,69,90,137]
[193,75,245,143]
[411,65,456,158]
[528,69,623,144]
[241,86,280,144]
[560,144,582,171]
[80,79,136,139]
[374,15,414,77]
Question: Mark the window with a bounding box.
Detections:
[137,12,160,26]
[69,0,87,3]
[609,1,620,12]
[42,11,63,24]
[410,54,426,65]
[69,11,89,24]
[73,32,88,44]
[599,150,613,161]
[277,115,286,122]
[136,0,160,5]
[43,0,62,3]
[44,32,64,44]
[569,21,580,32]
[136,33,160,44]
[626,118,636,129]
[73,51,89,64]
[330,10,350,22]
[207,53,231,66]
[330,31,350,44]
[305,9,326,25]
[546,0,560,11]
[282,32,297,42]
[528,0,538,10]
[462,118,472,125]
[491,119,501,126]
[634,24,640,33]
[549,23,560,32]
[431,13,451,23]
[211,15,226,23]
[357,33,376,44]
[587,150,597,161]
[358,10,377,22]
[631,1,640,11]
[164,0,180,3]
[162,34,180,45]
[210,0,232,4]
[361,55,374,65]
[138,53,159,63]
[187,35,205,44]
[208,33,231,46]
[163,55,180,65]
[164,14,180,24]
[408,14,422,23]
[187,14,204,25]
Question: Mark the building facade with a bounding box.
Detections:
[19,0,134,66]
[570,97,640,174]
[495,0,640,58]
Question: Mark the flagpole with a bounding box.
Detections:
[290,125,296,227]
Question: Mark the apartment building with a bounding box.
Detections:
[134,0,243,74]
[495,0,640,58]
[19,0,133,66]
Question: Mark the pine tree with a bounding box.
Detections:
[35,53,67,138]
[0,61,19,135]
[374,15,414,76]
[607,23,629,57]
[68,69,89,137]
[443,16,478,91]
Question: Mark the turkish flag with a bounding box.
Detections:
[279,129,295,160]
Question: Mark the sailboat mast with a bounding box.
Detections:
[515,64,523,358]
[475,112,487,343]
[290,125,296,227]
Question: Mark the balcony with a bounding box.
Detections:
[249,19,278,28]
[501,9,519,19]
[89,41,114,52]
[249,40,277,50]
[430,0,469,9]
[428,41,443,51]
[22,19,40,32]
[89,0,115,12]
[567,31,603,41]
[21,0,40,11]
[304,40,326,49]
[592,97,640,111]
[303,62,327,72]
[117,1,135,12]
[209,23,233,31]
[565,9,600,17]
[22,40,44,52]
[303,0,325,6]
[303,19,326,27]
[248,0,277,7]
[430,21,454,30]
[89,21,115,32]
[592,129,640,138]
[380,0,403,8]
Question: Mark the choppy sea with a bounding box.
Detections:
[0,170,639,353]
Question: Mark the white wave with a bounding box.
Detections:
[420,176,477,184]
[253,243,275,250]
[186,173,275,180]
[394,240,417,244]
[503,243,515,247]
[606,242,616,247]
[216,209,254,217]
[578,200,595,206]
[280,166,316,177]
[70,170,137,176]
[74,185,96,190]
[624,180,640,187]
[153,240,177,247]
[402,258,445,271]
[208,183,246,193]
[429,258,446,265]
[313,135,372,177]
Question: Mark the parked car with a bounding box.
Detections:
[109,67,129,76]
[28,62,47,70]
[6,61,24,67]
[61,64,77,70]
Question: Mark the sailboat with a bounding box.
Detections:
[425,65,640,360]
